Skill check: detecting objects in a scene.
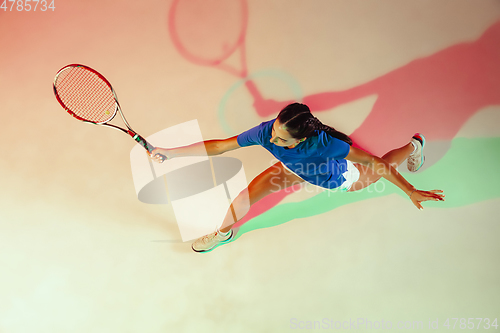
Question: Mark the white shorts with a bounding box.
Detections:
[281,160,360,192]
[337,160,361,191]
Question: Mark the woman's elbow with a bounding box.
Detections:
[204,141,222,156]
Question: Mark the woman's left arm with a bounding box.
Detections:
[345,146,445,209]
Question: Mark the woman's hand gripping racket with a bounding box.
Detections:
[53,64,167,162]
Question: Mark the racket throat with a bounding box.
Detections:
[130,132,139,141]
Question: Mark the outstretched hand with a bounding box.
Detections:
[410,189,445,210]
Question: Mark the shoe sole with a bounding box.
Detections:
[417,134,426,170]
[192,231,234,253]
[410,134,426,172]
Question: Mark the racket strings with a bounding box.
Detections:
[55,66,117,124]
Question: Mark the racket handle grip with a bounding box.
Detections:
[133,134,167,162]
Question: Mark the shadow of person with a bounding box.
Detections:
[302,21,500,164]
[247,21,500,171]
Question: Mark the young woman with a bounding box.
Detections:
[151,103,445,253]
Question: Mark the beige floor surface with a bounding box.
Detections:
[0,1,499,332]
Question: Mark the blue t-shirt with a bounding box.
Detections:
[237,118,351,189]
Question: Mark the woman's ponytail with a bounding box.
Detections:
[312,117,352,146]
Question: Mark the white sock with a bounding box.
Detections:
[219,229,229,236]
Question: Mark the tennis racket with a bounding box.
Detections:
[53,64,166,162]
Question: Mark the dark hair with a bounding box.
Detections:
[277,103,353,145]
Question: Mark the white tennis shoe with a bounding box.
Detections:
[192,228,234,253]
[407,133,426,172]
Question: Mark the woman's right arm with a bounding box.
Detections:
[151,135,241,162]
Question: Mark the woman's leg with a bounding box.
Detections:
[348,142,414,192]
[219,162,306,233]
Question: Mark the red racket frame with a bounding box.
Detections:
[53,64,165,161]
